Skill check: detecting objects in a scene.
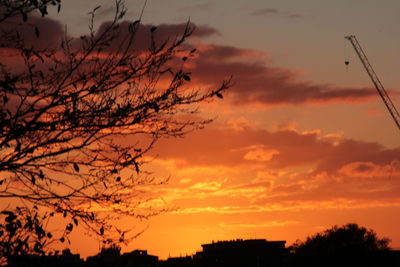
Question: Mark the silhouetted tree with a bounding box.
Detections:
[0,0,228,263]
[0,207,58,266]
[291,223,392,267]
[0,0,61,23]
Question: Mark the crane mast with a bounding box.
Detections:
[345,35,400,131]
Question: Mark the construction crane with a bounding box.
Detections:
[345,35,400,131]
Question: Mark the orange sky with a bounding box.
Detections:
[3,0,400,260]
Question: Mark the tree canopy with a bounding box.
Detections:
[292,223,391,267]
[0,0,228,263]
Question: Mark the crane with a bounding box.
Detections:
[345,35,400,131]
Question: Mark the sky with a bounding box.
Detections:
[39,0,400,259]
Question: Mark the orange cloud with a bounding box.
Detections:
[243,148,280,162]
[145,122,400,217]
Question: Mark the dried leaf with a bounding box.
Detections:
[66,223,73,232]
[35,27,40,38]
[133,161,139,174]
[21,12,28,22]
[73,163,80,172]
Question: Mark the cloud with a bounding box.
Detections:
[171,198,400,214]
[219,220,299,228]
[148,123,400,213]
[1,15,372,106]
[0,13,63,50]
[250,7,303,19]
[84,21,218,53]
[189,44,376,105]
[338,161,400,179]
[243,148,280,162]
[153,125,400,172]
[250,8,279,16]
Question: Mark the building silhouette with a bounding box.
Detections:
[7,249,83,267]
[86,247,158,267]
[193,239,288,267]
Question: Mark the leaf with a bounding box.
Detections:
[183,74,191,81]
[21,12,28,22]
[34,242,43,253]
[182,56,188,61]
[116,177,121,182]
[39,6,48,17]
[216,92,223,99]
[73,163,80,172]
[31,175,36,185]
[100,226,104,235]
[47,232,53,238]
[1,211,13,215]
[73,218,78,226]
[35,27,40,38]
[132,20,140,27]
[57,4,61,13]
[59,237,65,243]
[153,103,159,112]
[15,142,21,152]
[66,223,73,232]
[5,213,16,222]
[133,161,140,174]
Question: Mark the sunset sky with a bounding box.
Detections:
[38,0,400,259]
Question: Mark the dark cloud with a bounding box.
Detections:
[0,12,64,50]
[189,44,376,105]
[250,8,303,19]
[95,5,118,17]
[85,21,218,53]
[250,8,279,16]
